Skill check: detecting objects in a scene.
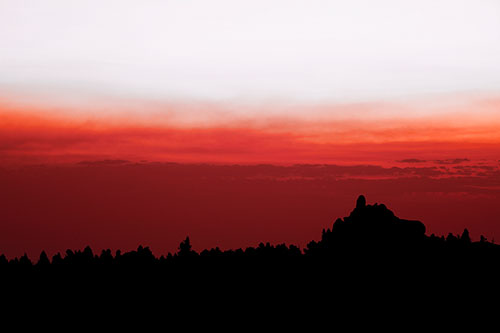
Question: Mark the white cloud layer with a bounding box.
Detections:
[1,0,500,109]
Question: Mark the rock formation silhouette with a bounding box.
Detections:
[330,195,426,245]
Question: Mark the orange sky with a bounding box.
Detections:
[1,96,500,166]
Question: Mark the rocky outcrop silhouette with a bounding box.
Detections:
[331,195,425,243]
[304,195,429,258]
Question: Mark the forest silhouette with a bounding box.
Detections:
[3,194,500,317]
[1,194,496,326]
[2,195,498,281]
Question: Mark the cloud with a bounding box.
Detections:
[1,1,500,104]
[397,159,427,163]
[434,158,470,165]
[77,160,130,166]
[2,103,500,167]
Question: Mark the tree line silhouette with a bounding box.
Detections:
[2,195,498,275]
[3,194,500,319]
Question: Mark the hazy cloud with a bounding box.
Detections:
[434,158,470,165]
[397,159,427,163]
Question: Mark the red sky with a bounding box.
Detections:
[2,1,500,260]
[1,99,500,259]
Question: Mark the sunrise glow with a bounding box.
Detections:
[1,0,499,258]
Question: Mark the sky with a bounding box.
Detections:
[0,1,499,258]
[1,0,500,106]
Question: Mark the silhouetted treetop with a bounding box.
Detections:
[37,251,50,267]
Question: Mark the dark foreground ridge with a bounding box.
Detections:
[3,195,500,310]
